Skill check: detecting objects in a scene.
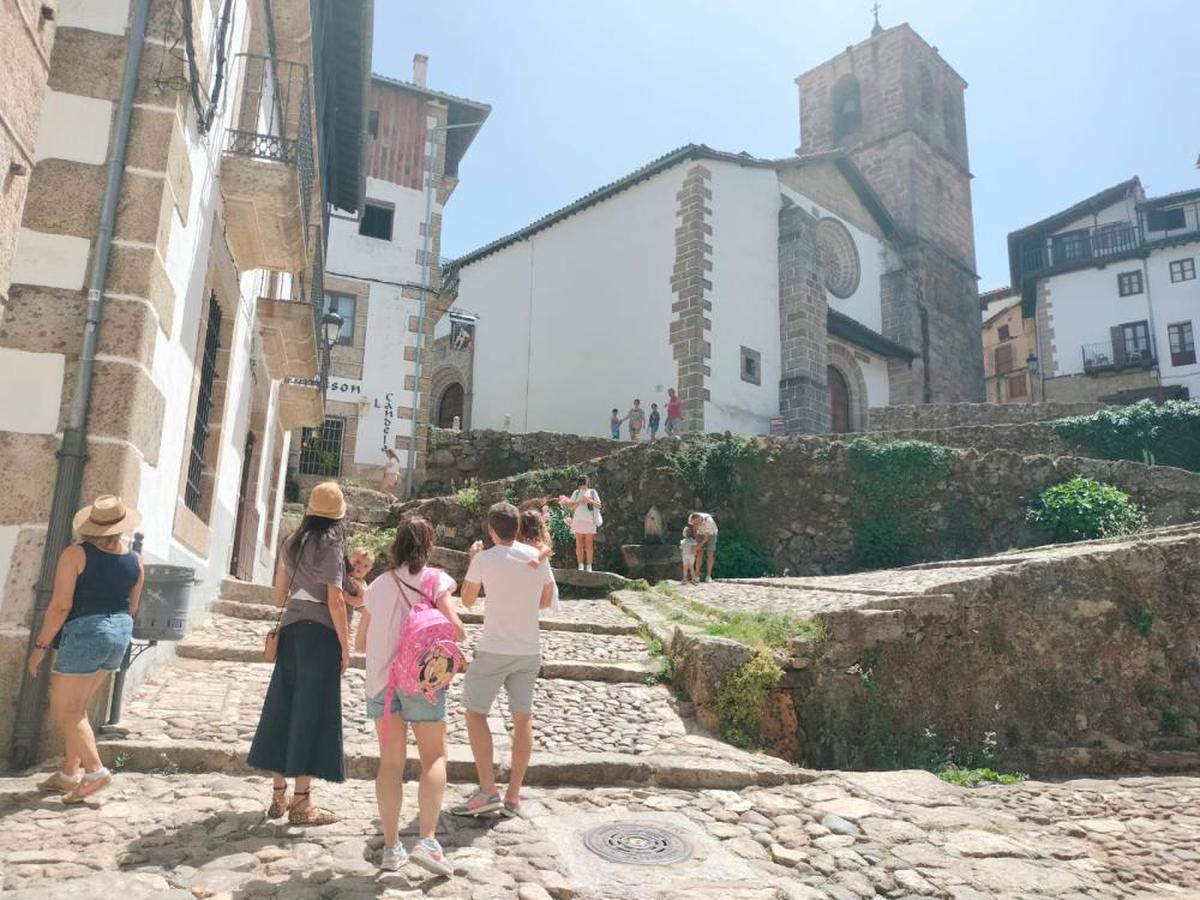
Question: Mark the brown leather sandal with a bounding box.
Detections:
[288,790,341,826]
[267,785,291,818]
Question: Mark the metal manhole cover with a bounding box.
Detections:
[582,823,694,866]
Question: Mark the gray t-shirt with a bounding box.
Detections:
[279,530,346,631]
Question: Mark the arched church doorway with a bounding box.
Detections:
[828,365,851,434]
[437,383,464,429]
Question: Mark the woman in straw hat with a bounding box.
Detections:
[248,481,352,825]
[28,495,144,803]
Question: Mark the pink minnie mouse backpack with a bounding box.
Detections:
[381,567,466,744]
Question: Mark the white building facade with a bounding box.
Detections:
[451,147,914,439]
[290,66,488,490]
[1009,179,1200,402]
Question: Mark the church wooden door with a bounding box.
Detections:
[437,383,464,429]
[828,365,851,433]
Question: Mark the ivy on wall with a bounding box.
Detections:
[845,440,956,569]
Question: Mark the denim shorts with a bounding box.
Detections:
[365,687,447,722]
[53,612,132,676]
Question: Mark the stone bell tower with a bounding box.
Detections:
[795,21,985,403]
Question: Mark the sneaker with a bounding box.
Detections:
[410,837,454,877]
[577,564,585,571]
[585,565,593,573]
[380,844,408,871]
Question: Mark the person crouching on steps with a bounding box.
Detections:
[356,515,464,875]
[455,503,554,818]
[28,495,144,803]
[247,481,351,826]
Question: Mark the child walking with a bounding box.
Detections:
[679,525,699,584]
[648,403,661,441]
[609,408,623,440]
[519,509,562,616]
[357,516,466,876]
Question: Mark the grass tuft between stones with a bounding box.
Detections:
[937,765,1025,788]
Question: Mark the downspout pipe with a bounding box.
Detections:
[9,0,153,769]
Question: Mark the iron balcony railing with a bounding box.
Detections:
[1020,202,1200,280]
[227,53,315,234]
[1082,337,1157,375]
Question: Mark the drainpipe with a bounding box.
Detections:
[9,0,153,769]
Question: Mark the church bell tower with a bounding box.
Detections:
[796,21,985,403]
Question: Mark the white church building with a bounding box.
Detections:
[446,22,986,438]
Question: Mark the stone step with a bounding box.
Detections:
[176,613,659,684]
[95,738,804,790]
[210,596,643,635]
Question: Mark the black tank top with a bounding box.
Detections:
[67,542,140,621]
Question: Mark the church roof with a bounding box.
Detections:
[828,308,916,360]
[447,144,901,272]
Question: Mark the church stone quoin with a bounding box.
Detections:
[777,201,830,433]
[796,22,985,403]
[669,163,714,433]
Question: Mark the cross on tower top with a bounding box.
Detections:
[870,1,883,36]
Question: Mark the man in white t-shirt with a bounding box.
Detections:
[453,502,554,817]
[688,511,719,582]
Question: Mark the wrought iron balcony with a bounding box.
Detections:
[1082,338,1157,375]
[222,54,315,274]
[1019,222,1143,278]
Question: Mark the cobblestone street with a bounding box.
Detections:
[3,584,1199,898]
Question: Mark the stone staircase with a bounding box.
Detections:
[96,575,801,792]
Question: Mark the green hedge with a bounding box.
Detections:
[1049,400,1200,472]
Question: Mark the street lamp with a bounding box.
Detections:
[1026,352,1040,403]
[319,309,343,391]
[406,119,481,498]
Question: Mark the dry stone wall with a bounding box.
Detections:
[869,401,1107,431]
[399,437,1200,577]
[421,428,619,496]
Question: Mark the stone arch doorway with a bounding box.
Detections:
[437,383,464,429]
[828,365,851,434]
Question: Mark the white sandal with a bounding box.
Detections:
[63,767,112,804]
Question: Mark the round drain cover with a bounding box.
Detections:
[582,823,694,866]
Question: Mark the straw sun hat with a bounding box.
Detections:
[73,495,142,537]
[306,481,347,520]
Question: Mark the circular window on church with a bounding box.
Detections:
[817,218,861,299]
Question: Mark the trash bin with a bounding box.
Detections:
[132,564,197,641]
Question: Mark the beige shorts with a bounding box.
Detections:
[463,651,540,715]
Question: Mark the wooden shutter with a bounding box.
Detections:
[994,343,1014,374]
[1110,326,1127,365]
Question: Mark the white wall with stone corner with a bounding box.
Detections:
[1146,247,1200,399]
[326,176,435,287]
[461,166,686,438]
[0,348,64,434]
[705,162,783,435]
[34,91,112,165]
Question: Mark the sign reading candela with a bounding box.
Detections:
[287,376,403,465]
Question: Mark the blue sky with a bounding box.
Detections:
[373,0,1200,291]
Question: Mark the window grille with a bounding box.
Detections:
[298,417,345,477]
[185,293,222,513]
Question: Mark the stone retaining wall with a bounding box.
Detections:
[868,401,1107,431]
[624,526,1200,776]
[421,428,620,496]
[399,437,1200,577]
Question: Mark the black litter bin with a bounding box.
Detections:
[105,561,198,728]
[133,564,197,641]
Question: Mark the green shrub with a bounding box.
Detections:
[546,503,574,558]
[710,532,774,579]
[1026,476,1146,542]
[715,650,784,749]
[846,440,956,568]
[347,527,395,560]
[1049,400,1200,472]
[453,485,483,515]
[937,766,1024,787]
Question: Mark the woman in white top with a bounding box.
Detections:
[380,448,401,498]
[566,474,603,572]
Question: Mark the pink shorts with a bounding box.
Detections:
[571,516,597,536]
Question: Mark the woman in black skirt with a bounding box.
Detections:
[248,481,351,825]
